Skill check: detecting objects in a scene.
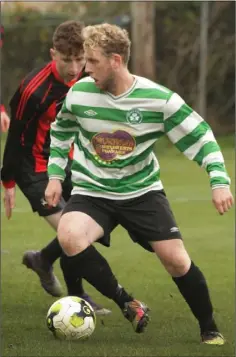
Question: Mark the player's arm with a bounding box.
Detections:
[1,84,38,187]
[46,88,79,207]
[1,82,38,218]
[162,92,233,214]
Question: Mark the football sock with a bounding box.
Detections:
[60,245,133,309]
[60,260,85,296]
[41,237,85,296]
[172,261,218,333]
[40,237,62,265]
[113,284,134,309]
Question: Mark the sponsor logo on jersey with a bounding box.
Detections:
[92,130,136,162]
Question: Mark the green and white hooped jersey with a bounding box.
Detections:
[48,75,230,199]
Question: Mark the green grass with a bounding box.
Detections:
[1,136,235,356]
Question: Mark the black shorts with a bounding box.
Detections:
[62,190,182,252]
[16,170,72,217]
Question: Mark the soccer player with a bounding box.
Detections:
[45,23,234,343]
[1,20,111,315]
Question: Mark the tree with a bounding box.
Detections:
[130,2,156,80]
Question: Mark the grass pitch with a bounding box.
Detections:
[1,136,234,356]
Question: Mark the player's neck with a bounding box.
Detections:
[109,69,134,97]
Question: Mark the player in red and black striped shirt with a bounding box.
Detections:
[1,20,111,315]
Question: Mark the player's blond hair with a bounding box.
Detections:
[82,23,131,65]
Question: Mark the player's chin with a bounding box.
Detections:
[94,79,100,87]
[93,79,103,89]
[67,74,78,81]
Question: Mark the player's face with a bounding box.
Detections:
[84,47,116,92]
[50,49,85,83]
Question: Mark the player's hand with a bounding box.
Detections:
[1,111,10,132]
[3,187,16,219]
[45,179,62,207]
[212,187,234,215]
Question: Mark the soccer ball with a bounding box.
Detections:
[46,296,96,340]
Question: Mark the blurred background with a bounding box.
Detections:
[1,1,235,135]
[1,4,235,356]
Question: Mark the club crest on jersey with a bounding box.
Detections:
[126,108,143,124]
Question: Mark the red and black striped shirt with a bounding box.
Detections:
[1,61,86,188]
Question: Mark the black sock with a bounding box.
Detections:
[40,237,62,265]
[75,278,85,297]
[41,238,85,296]
[172,261,218,334]
[60,245,133,309]
[113,284,134,309]
[59,258,85,296]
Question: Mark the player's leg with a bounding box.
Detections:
[150,238,224,345]
[58,194,149,333]
[120,190,224,344]
[29,170,72,271]
[19,179,111,314]
[24,213,111,315]
[43,211,111,314]
[16,177,64,296]
[22,214,63,296]
[149,191,224,345]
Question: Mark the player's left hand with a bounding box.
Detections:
[212,187,234,215]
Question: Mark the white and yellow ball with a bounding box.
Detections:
[46,296,96,340]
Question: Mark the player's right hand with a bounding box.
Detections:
[45,179,62,207]
[3,187,15,219]
[1,111,10,132]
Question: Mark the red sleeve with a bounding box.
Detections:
[2,180,15,189]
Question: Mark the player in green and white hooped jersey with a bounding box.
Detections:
[46,23,234,341]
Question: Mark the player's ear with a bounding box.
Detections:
[111,53,122,70]
[50,48,56,60]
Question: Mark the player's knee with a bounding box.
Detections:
[57,213,89,256]
[153,240,191,277]
[161,248,191,276]
[164,256,191,277]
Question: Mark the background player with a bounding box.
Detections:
[1,20,110,315]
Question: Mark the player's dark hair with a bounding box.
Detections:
[52,20,84,56]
